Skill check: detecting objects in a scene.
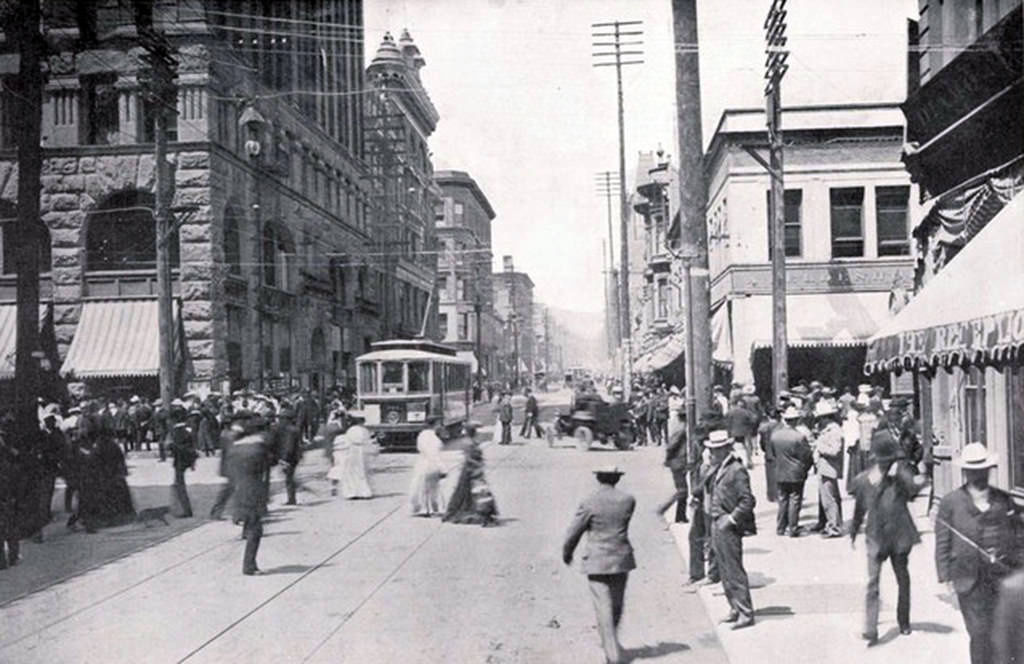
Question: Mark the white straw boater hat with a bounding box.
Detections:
[593,464,625,476]
[704,430,732,448]
[954,443,998,469]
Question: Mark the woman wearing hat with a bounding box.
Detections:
[849,433,921,645]
[327,411,374,500]
[936,443,1023,664]
[409,417,448,517]
[443,422,498,526]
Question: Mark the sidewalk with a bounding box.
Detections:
[666,456,972,664]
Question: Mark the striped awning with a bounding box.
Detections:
[60,298,181,379]
[748,291,892,350]
[0,304,53,379]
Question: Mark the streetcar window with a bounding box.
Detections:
[358,363,378,394]
[432,361,443,393]
[408,361,430,392]
[382,361,404,393]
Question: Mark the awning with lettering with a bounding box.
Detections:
[60,298,182,379]
[864,192,1024,373]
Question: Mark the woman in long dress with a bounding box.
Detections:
[327,413,374,499]
[443,423,498,526]
[409,419,447,516]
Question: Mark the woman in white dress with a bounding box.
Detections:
[327,412,375,499]
[409,418,447,516]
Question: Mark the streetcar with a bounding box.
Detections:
[355,339,472,450]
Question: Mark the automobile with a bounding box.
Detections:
[546,392,635,450]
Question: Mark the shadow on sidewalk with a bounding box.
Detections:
[876,621,954,645]
[622,641,691,660]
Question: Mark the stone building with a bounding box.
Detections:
[432,169,499,382]
[0,1,380,398]
[492,257,534,388]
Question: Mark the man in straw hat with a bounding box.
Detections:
[768,406,813,537]
[705,429,757,629]
[563,464,636,664]
[850,432,921,645]
[811,400,845,538]
[936,443,1023,664]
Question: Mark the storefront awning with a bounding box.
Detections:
[60,299,181,379]
[747,291,892,350]
[456,350,478,373]
[865,192,1024,373]
[712,304,733,366]
[638,328,686,373]
[0,304,53,379]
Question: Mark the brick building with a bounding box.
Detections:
[0,1,383,398]
[492,257,534,388]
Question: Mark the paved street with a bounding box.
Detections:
[0,393,726,664]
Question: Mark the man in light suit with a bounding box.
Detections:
[563,464,636,664]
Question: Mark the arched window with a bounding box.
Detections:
[0,201,51,275]
[261,223,293,290]
[223,205,242,275]
[86,190,179,271]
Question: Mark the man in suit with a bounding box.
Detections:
[229,413,272,575]
[520,388,543,439]
[663,410,689,523]
[768,406,813,536]
[850,433,921,645]
[706,429,757,629]
[497,391,513,445]
[563,465,637,664]
[811,401,845,538]
[725,398,758,469]
[935,443,1022,664]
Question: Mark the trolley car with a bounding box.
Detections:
[356,339,472,449]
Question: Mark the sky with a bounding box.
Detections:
[364,0,917,314]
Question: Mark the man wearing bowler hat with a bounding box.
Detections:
[563,464,636,664]
[936,443,1023,664]
[706,429,757,629]
[768,406,813,537]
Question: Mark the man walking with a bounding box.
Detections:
[519,388,543,439]
[229,415,273,576]
[936,443,1022,664]
[706,429,757,628]
[662,410,689,523]
[850,433,921,645]
[563,464,636,664]
[276,406,303,505]
[497,391,513,445]
[210,410,247,519]
[768,406,813,536]
[168,401,197,518]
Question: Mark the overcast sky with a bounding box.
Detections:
[364,0,917,314]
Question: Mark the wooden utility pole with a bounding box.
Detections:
[672,0,712,426]
[6,0,44,448]
[765,0,789,401]
[593,20,643,392]
[595,170,620,358]
[136,3,178,407]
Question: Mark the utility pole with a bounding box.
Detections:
[765,0,789,401]
[595,170,620,358]
[672,0,713,429]
[593,20,643,393]
[6,0,44,451]
[137,2,179,408]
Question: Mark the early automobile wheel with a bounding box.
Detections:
[574,426,594,451]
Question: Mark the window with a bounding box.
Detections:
[358,362,378,394]
[456,278,465,301]
[656,278,668,319]
[453,201,464,224]
[140,95,178,144]
[830,187,865,257]
[876,186,910,256]
[382,361,404,393]
[439,312,448,339]
[438,275,449,299]
[276,320,291,374]
[766,189,803,258]
[262,224,292,290]
[223,208,242,275]
[408,361,430,392]
[458,313,469,340]
[1008,365,1024,491]
[963,367,987,446]
[0,212,51,275]
[80,73,118,145]
[86,190,178,270]
[434,202,446,225]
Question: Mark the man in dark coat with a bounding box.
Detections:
[768,406,813,536]
[275,407,303,505]
[563,464,636,664]
[663,410,690,523]
[936,443,1022,664]
[168,402,197,518]
[519,388,543,439]
[725,400,759,469]
[497,391,513,445]
[210,410,248,519]
[706,429,757,629]
[229,416,272,575]
[850,433,921,645]
[34,412,66,540]
[151,401,169,461]
[0,419,26,568]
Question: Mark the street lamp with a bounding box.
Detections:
[239,103,268,390]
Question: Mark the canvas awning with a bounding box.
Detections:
[456,350,478,373]
[639,328,686,373]
[745,291,892,350]
[60,298,182,379]
[0,304,53,379]
[712,304,733,366]
[865,192,1024,373]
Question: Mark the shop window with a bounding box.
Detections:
[80,73,118,146]
[1008,365,1024,491]
[766,189,803,258]
[876,186,910,256]
[830,187,864,258]
[963,366,987,446]
[86,190,178,271]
